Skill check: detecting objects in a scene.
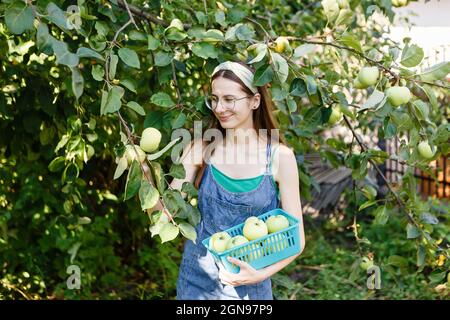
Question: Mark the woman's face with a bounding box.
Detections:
[211,77,260,129]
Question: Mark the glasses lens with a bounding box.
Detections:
[205,95,235,110]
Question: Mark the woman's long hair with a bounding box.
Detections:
[194,61,285,189]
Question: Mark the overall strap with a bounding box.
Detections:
[265,139,272,174]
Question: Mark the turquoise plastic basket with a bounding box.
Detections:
[202,208,301,274]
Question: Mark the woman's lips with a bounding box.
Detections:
[218,114,233,122]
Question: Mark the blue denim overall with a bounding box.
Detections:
[176,140,280,300]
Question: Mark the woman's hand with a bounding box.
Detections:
[218,257,268,287]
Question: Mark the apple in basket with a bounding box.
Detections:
[265,215,290,233]
[243,216,268,241]
[209,231,231,253]
[264,234,289,254]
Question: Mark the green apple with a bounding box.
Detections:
[247,243,264,262]
[264,234,289,254]
[265,215,290,233]
[359,257,374,270]
[357,66,379,87]
[418,140,435,159]
[354,77,367,89]
[244,216,260,226]
[243,218,268,241]
[124,144,147,165]
[386,86,411,107]
[209,231,232,253]
[274,36,291,54]
[189,198,198,207]
[140,127,162,153]
[327,106,343,125]
[392,0,408,7]
[226,235,249,253]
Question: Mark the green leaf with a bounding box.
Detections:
[71,67,84,101]
[48,157,66,172]
[55,135,69,152]
[171,112,186,129]
[306,76,317,95]
[179,222,197,244]
[52,40,79,67]
[120,79,137,93]
[359,200,377,211]
[406,223,420,239]
[46,2,70,31]
[360,90,385,111]
[248,44,267,64]
[165,29,188,41]
[139,180,160,210]
[191,42,219,59]
[271,52,289,83]
[76,47,105,61]
[169,163,186,179]
[362,185,377,200]
[150,92,175,108]
[92,65,104,81]
[287,98,297,113]
[113,156,128,180]
[101,86,124,115]
[253,64,273,86]
[420,212,438,225]
[118,48,140,69]
[181,182,198,197]
[108,54,119,80]
[290,78,307,97]
[387,255,408,268]
[419,61,450,82]
[62,162,79,184]
[148,35,161,51]
[202,29,225,42]
[335,9,353,26]
[159,223,179,243]
[154,51,174,67]
[129,30,147,41]
[5,4,34,34]
[100,89,108,115]
[373,205,389,225]
[95,21,110,36]
[321,0,340,21]
[126,101,145,116]
[36,23,55,54]
[416,245,426,268]
[337,33,363,53]
[235,24,255,40]
[150,162,166,194]
[124,160,142,200]
[400,44,424,68]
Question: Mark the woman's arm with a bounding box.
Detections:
[256,144,305,277]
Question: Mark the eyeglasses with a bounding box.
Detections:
[204,93,254,111]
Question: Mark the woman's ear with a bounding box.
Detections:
[252,93,261,109]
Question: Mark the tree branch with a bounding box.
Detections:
[342,115,420,228]
[117,111,177,226]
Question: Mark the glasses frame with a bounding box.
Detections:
[204,93,254,111]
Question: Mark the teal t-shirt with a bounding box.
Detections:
[210,144,280,197]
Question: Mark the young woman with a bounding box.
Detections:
[164,60,305,299]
